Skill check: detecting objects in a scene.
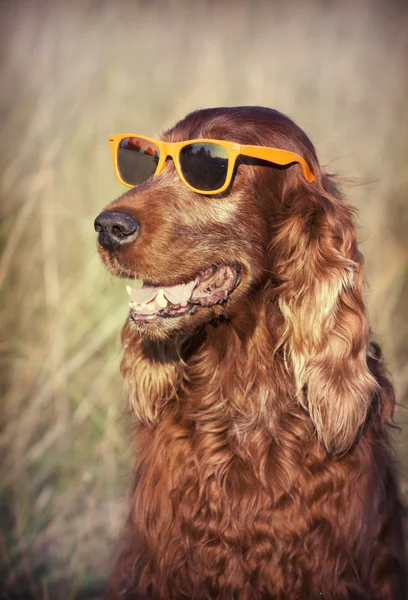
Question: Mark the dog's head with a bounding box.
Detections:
[95,106,319,339]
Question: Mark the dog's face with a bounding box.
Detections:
[95,107,313,339]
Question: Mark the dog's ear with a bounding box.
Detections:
[271,174,378,453]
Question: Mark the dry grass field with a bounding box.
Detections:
[0,0,407,598]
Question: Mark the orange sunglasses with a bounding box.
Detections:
[108,134,314,195]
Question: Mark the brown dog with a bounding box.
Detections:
[95,107,406,599]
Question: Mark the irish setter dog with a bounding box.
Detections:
[95,107,406,599]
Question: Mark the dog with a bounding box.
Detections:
[95,106,406,599]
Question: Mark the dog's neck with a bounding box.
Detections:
[120,298,319,511]
[120,296,297,440]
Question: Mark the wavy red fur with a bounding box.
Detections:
[96,107,406,599]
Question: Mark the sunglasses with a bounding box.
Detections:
[108,134,315,195]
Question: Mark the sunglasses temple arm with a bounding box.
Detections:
[239,145,314,183]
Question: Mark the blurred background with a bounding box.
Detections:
[0,0,407,598]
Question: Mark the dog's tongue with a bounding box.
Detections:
[161,280,198,304]
[126,279,197,306]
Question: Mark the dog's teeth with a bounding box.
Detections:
[126,281,144,298]
[156,289,168,308]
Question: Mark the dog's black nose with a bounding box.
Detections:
[94,211,140,251]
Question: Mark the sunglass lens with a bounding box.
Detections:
[179,142,229,192]
[117,137,160,186]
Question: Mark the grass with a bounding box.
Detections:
[0,0,407,597]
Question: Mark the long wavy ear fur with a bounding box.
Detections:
[272,174,379,453]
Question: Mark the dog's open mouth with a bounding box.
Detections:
[126,265,240,323]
